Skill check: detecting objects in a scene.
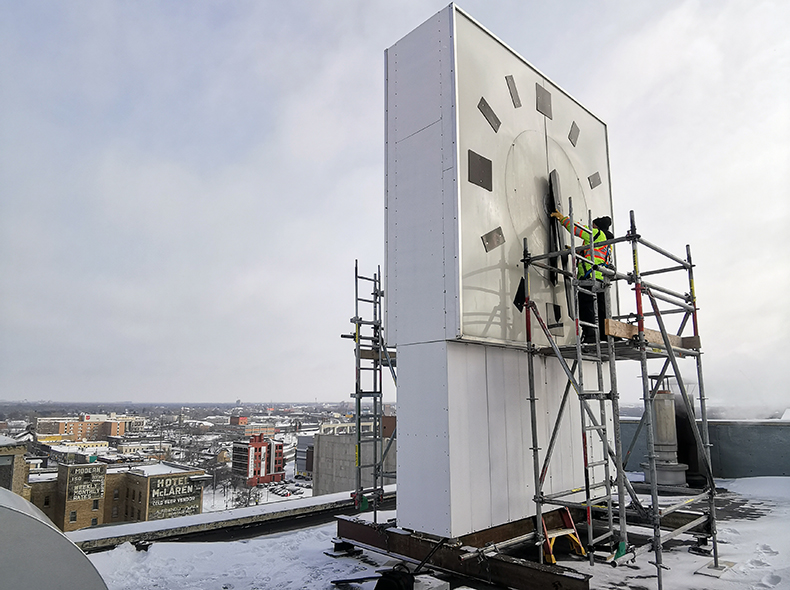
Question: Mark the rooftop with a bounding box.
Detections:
[128,462,199,477]
[85,477,790,590]
[0,434,24,447]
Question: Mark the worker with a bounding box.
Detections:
[550,211,613,343]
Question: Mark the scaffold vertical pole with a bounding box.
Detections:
[630,211,664,589]
[353,261,363,511]
[687,244,719,567]
[523,237,545,565]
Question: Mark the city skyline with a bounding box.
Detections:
[1,1,787,405]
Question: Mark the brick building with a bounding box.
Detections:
[229,415,248,426]
[244,423,276,438]
[231,435,285,486]
[27,461,205,532]
[35,413,144,441]
[0,435,30,499]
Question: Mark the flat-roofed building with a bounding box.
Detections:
[35,413,144,441]
[0,435,30,499]
[295,435,314,479]
[26,461,205,532]
[231,435,285,486]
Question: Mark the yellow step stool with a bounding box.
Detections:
[542,508,586,564]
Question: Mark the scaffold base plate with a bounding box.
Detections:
[695,560,735,578]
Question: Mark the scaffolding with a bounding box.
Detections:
[520,203,718,589]
[341,262,397,523]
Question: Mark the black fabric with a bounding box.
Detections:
[374,570,414,590]
[593,216,612,232]
[580,290,607,342]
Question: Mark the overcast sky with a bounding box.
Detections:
[1,1,787,407]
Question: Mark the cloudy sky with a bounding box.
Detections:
[1,1,787,406]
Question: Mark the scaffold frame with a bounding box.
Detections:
[519,204,718,590]
[341,262,397,524]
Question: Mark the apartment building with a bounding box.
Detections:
[231,435,285,486]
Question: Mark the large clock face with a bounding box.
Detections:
[454,12,613,347]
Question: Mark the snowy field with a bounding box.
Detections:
[89,477,790,590]
[202,458,312,513]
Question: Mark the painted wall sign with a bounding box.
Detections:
[67,465,105,501]
[148,474,201,520]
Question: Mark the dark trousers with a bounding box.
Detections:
[579,289,607,342]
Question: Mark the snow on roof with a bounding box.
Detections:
[128,462,198,477]
[85,479,789,590]
[0,434,23,446]
[28,471,59,483]
[48,445,108,454]
[782,408,790,420]
[68,486,393,543]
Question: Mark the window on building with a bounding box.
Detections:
[124,506,128,517]
[113,488,119,500]
[69,511,77,523]
[137,509,141,520]
[112,506,118,518]
[126,488,129,498]
[131,489,135,500]
[43,495,50,508]
[91,518,98,526]
[92,499,99,511]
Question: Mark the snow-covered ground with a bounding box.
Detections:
[201,481,313,513]
[89,477,790,590]
[90,522,391,590]
[201,460,312,513]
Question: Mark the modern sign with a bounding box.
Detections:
[386,5,614,537]
[66,465,105,501]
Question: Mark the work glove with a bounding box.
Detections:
[550,211,563,220]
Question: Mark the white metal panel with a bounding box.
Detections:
[542,360,586,503]
[446,342,491,535]
[484,348,512,525]
[385,10,449,144]
[385,5,458,347]
[544,78,613,230]
[388,125,452,345]
[452,10,614,348]
[389,5,614,538]
[398,345,602,538]
[442,164,461,340]
[455,13,547,346]
[396,341,452,536]
[503,347,532,520]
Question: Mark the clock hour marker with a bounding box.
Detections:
[477,97,501,132]
[568,121,580,147]
[588,172,602,189]
[468,150,493,191]
[481,226,505,252]
[505,75,521,108]
[535,83,553,119]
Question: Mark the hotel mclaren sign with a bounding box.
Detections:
[148,474,201,520]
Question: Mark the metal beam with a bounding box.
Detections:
[336,516,591,590]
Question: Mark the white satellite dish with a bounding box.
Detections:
[0,487,108,589]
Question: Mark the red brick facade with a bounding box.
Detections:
[231,435,285,486]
